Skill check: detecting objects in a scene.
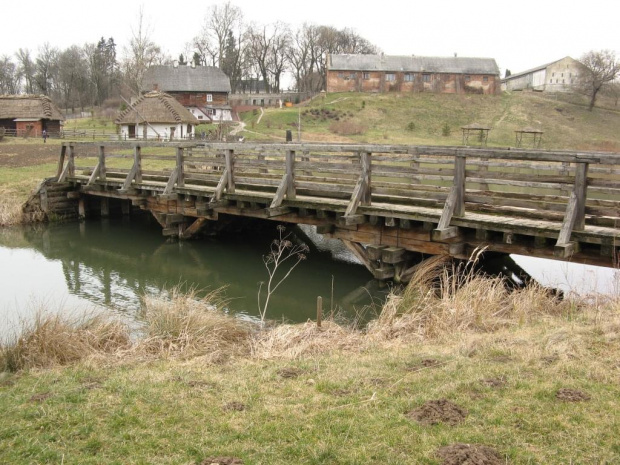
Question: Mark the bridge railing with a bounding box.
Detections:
[57,142,620,257]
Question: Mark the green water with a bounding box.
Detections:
[0,216,386,335]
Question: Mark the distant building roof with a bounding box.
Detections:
[115,92,199,125]
[0,94,64,121]
[329,54,500,75]
[142,65,232,93]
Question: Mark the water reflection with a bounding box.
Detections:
[0,216,385,335]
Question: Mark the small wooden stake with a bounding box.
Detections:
[317,296,323,328]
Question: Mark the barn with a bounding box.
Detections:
[502,56,584,93]
[0,94,64,137]
[326,54,501,95]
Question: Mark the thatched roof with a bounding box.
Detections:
[142,65,231,93]
[115,92,199,125]
[0,94,64,121]
[329,54,500,75]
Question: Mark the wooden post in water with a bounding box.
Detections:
[317,296,323,328]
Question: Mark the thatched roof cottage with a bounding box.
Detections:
[0,94,64,137]
[115,91,199,140]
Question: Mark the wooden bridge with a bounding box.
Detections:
[26,141,620,282]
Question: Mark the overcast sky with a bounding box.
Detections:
[1,0,618,81]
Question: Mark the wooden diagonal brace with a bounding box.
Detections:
[87,162,102,186]
[211,168,229,202]
[163,167,179,195]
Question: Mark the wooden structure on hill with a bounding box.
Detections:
[24,142,620,282]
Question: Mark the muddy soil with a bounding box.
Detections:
[436,443,504,465]
[556,388,590,402]
[407,399,468,426]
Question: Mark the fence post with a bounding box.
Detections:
[98,145,106,181]
[361,151,371,205]
[286,150,296,199]
[56,144,67,179]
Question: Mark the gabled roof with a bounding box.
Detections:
[0,94,64,121]
[503,56,577,81]
[142,65,232,93]
[115,92,199,125]
[329,54,500,75]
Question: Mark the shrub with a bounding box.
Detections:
[442,123,451,137]
[406,122,416,132]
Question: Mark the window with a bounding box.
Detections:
[422,74,431,82]
[552,72,555,77]
[338,72,344,78]
[483,76,489,82]
[350,73,356,79]
[363,72,370,80]
[465,75,471,82]
[404,74,414,82]
[206,94,213,102]
[385,73,395,82]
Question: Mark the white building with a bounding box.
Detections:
[115,92,199,140]
[502,56,584,93]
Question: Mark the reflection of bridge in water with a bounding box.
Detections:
[17,219,380,322]
[25,141,620,283]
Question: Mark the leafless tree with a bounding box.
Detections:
[15,48,36,94]
[579,50,620,111]
[0,55,20,94]
[34,43,59,96]
[122,6,167,95]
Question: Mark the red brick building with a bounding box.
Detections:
[141,64,232,122]
[327,54,500,95]
[0,94,64,137]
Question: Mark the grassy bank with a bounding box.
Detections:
[241,91,620,150]
[1,263,619,464]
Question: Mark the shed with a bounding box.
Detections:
[115,91,199,140]
[0,94,64,137]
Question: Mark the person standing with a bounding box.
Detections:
[42,129,47,143]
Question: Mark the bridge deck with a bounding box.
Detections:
[28,141,620,280]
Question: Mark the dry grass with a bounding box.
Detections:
[0,186,25,226]
[368,253,576,341]
[136,286,252,361]
[0,312,130,372]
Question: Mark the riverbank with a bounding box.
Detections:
[1,262,619,464]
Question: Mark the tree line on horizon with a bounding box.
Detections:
[0,3,377,113]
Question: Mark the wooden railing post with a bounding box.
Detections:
[176,146,185,188]
[225,149,235,194]
[56,144,67,179]
[134,145,142,183]
[68,145,75,178]
[98,145,106,181]
[344,151,371,223]
[361,151,371,205]
[286,149,296,200]
[555,161,589,257]
[432,151,466,240]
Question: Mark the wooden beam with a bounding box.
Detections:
[176,147,185,188]
[225,149,235,194]
[180,217,209,239]
[341,240,375,275]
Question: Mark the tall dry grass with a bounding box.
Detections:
[137,286,252,361]
[0,312,130,372]
[368,253,577,340]
[0,190,24,226]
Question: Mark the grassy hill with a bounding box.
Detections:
[239,91,620,151]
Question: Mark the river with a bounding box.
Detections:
[0,215,617,338]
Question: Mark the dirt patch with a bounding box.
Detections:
[199,458,243,465]
[223,401,246,412]
[407,399,468,426]
[0,143,59,167]
[277,367,304,379]
[406,358,441,371]
[556,388,591,402]
[29,392,53,403]
[436,443,504,465]
[481,377,507,388]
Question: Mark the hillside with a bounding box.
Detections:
[239,91,620,151]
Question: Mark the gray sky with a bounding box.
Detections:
[2,0,618,81]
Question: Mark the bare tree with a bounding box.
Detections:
[194,1,243,68]
[34,43,59,96]
[15,48,36,94]
[57,46,89,112]
[0,55,20,94]
[269,22,291,93]
[579,50,620,111]
[122,6,166,95]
